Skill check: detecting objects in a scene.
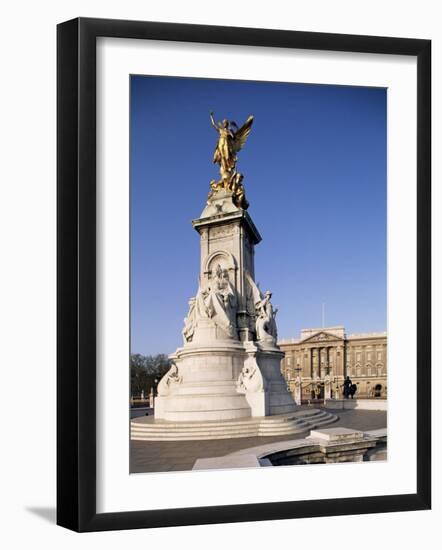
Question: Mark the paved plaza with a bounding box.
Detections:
[130,407,387,473]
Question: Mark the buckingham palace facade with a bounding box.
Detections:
[278,326,387,401]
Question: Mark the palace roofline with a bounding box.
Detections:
[347,331,387,340]
[278,328,387,345]
[278,338,301,344]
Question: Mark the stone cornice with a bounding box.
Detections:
[192,209,262,245]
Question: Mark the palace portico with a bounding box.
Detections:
[279,326,387,402]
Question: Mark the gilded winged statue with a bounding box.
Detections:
[209,112,254,209]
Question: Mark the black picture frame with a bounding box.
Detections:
[57,17,431,532]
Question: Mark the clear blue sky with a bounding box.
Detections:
[130,75,386,356]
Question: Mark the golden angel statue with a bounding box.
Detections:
[208,112,254,209]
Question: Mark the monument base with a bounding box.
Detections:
[154,340,296,422]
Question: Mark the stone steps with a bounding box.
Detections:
[132,409,328,428]
[131,409,338,441]
[131,410,326,431]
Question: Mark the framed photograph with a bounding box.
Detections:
[57,17,431,532]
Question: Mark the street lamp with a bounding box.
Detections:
[294,366,302,404]
[333,375,341,400]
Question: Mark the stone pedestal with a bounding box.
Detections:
[293,376,302,406]
[324,375,332,401]
[154,188,296,423]
[155,341,251,422]
[192,188,261,343]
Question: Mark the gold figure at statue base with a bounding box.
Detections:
[208,112,254,210]
[209,173,249,210]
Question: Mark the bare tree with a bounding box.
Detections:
[130,353,171,397]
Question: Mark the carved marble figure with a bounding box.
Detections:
[244,271,279,344]
[182,264,238,342]
[157,364,182,396]
[237,356,264,394]
[255,291,278,344]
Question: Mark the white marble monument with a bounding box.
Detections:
[154,112,297,422]
[154,187,297,421]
